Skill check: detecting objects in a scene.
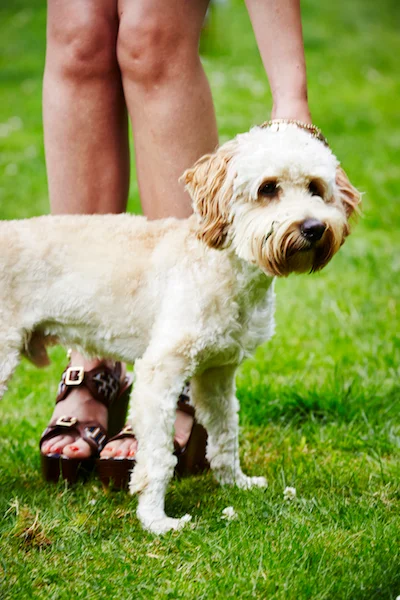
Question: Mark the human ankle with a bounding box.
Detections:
[68,351,113,371]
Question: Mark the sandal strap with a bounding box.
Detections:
[40,416,108,454]
[106,422,189,456]
[56,362,122,409]
[106,423,136,444]
[176,394,195,418]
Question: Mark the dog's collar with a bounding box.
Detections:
[259,119,329,147]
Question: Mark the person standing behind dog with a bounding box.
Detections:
[40,0,312,473]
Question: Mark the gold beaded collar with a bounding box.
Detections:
[259,119,329,147]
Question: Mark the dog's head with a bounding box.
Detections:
[183,124,360,277]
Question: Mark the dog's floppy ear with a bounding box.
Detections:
[182,143,236,249]
[335,166,361,218]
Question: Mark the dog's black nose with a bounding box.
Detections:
[300,219,326,242]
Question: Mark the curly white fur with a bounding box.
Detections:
[0,124,360,533]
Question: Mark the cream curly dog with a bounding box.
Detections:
[0,122,360,533]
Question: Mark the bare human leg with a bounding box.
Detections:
[117,0,218,218]
[42,0,218,464]
[42,0,129,460]
[44,0,129,214]
[100,0,218,459]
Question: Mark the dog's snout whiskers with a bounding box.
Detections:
[263,221,277,246]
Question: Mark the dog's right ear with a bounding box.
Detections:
[335,166,362,218]
[181,142,236,249]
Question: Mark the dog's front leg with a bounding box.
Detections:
[128,355,192,534]
[191,366,267,489]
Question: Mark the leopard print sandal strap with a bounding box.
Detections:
[56,362,123,409]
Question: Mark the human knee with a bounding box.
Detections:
[117,15,198,86]
[46,12,118,79]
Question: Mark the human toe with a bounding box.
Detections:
[99,440,122,458]
[42,435,74,455]
[63,438,92,459]
[114,438,136,458]
[100,437,137,459]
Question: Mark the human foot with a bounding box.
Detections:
[99,408,194,460]
[97,390,209,488]
[40,352,128,461]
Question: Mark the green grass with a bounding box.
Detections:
[0,0,399,598]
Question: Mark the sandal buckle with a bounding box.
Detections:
[121,424,133,434]
[65,366,84,386]
[55,416,77,427]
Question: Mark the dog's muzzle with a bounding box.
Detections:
[258,217,338,277]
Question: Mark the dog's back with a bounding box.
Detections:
[0,213,212,394]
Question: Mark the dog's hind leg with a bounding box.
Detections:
[0,331,23,401]
[128,354,192,534]
[191,365,267,489]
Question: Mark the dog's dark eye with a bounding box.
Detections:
[308,180,324,198]
[259,181,279,197]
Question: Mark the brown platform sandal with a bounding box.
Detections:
[97,387,209,490]
[40,362,133,484]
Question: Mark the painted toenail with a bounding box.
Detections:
[70,446,79,452]
[128,450,136,457]
[116,450,122,456]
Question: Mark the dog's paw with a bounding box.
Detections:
[139,512,192,535]
[235,475,268,490]
[213,467,268,489]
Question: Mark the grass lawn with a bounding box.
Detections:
[0,0,399,598]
